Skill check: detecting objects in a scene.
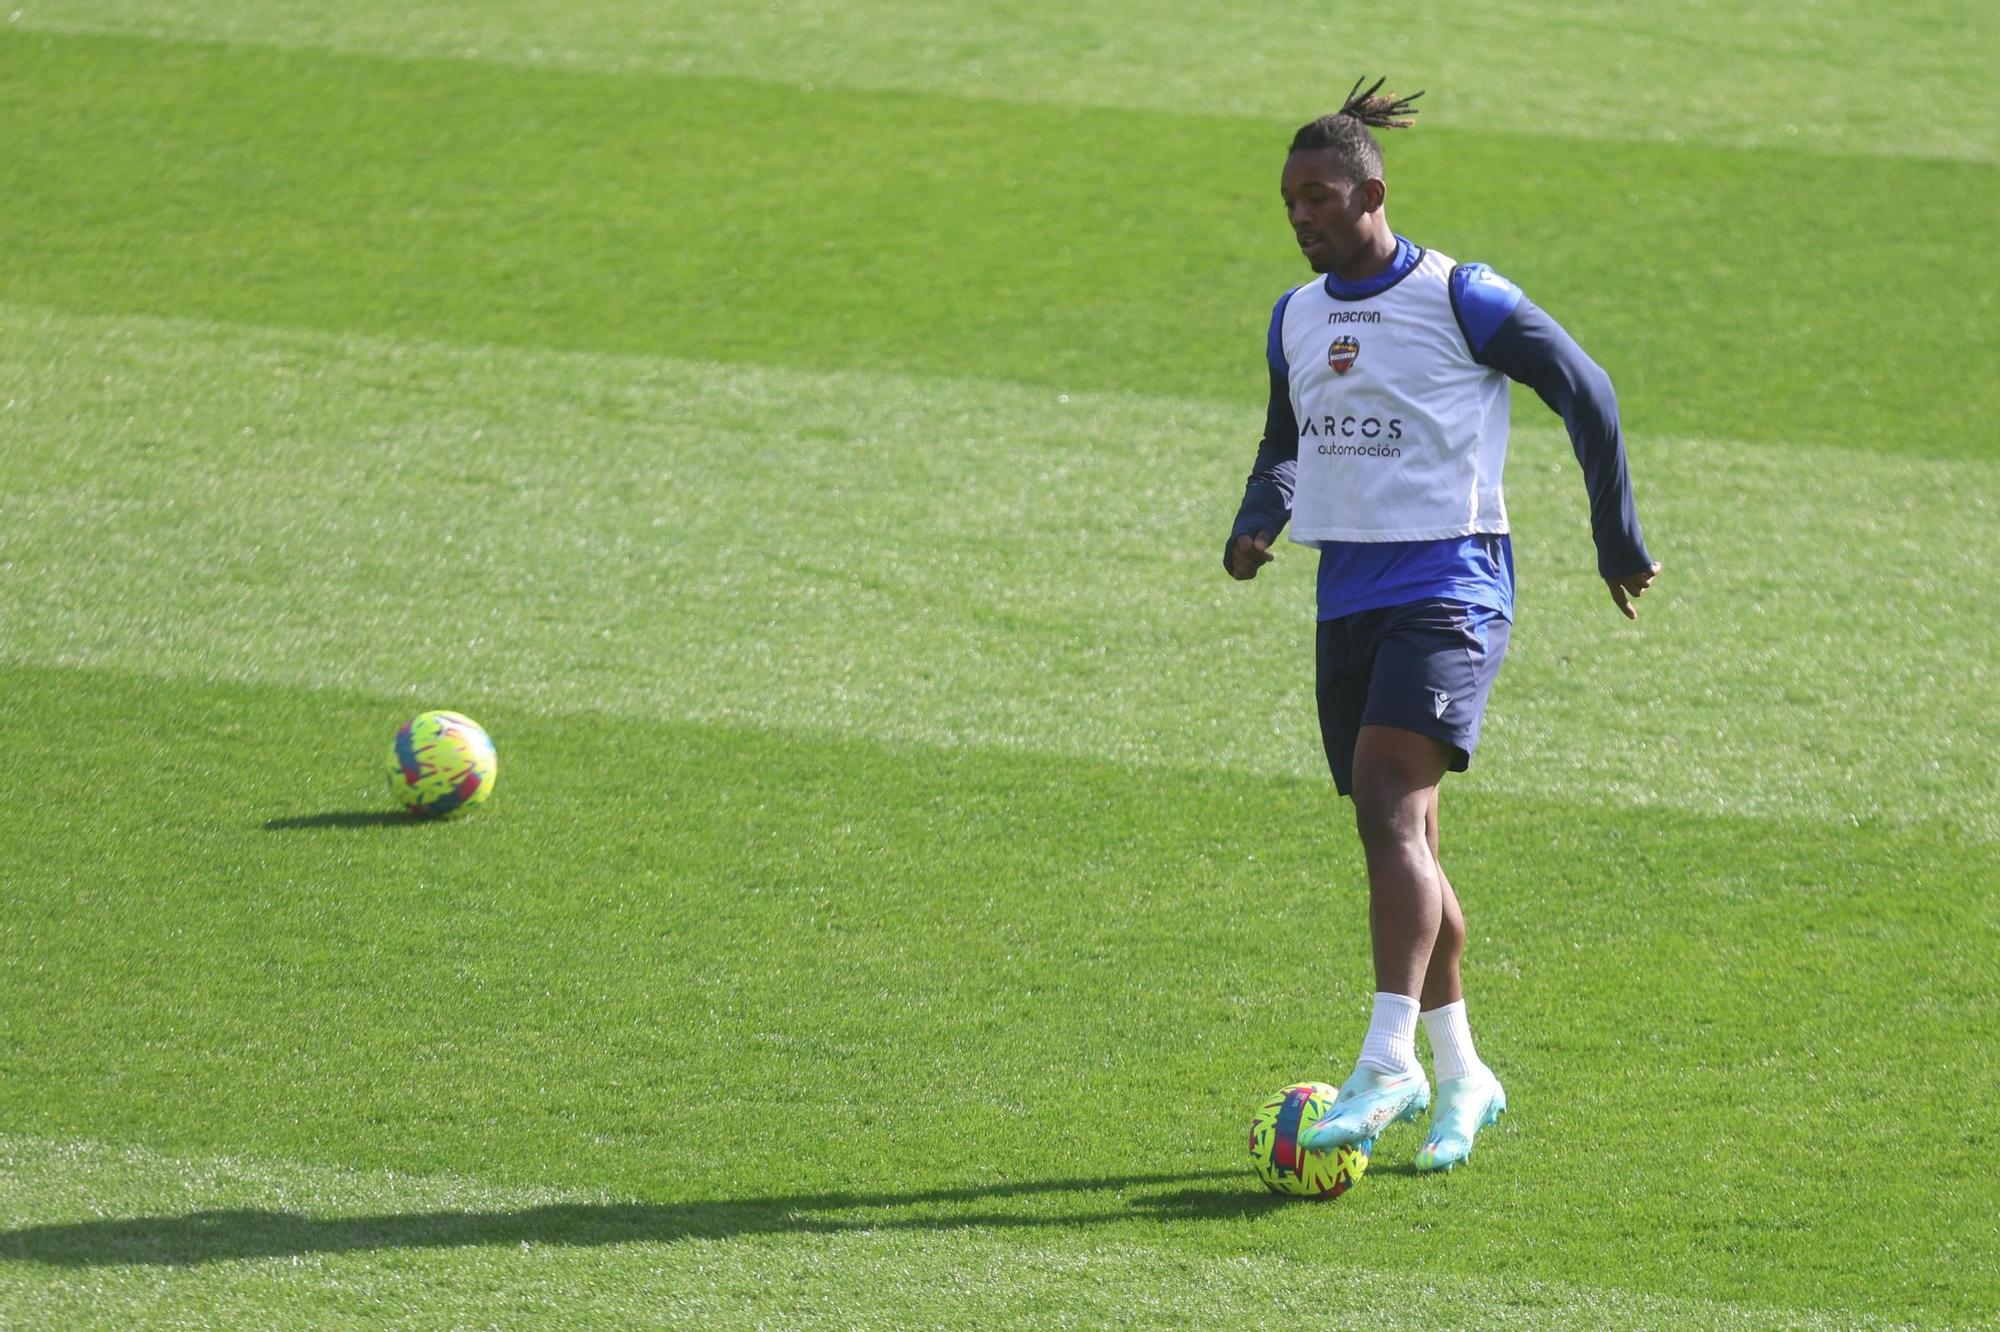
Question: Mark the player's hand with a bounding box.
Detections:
[1607,560,1663,620]
[1228,532,1275,580]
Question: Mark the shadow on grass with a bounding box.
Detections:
[0,1170,1308,1267]
[262,810,423,830]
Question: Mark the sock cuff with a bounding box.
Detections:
[1374,991,1420,1029]
[1357,991,1422,1076]
[1421,998,1485,1083]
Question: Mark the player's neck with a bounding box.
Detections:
[1331,226,1399,284]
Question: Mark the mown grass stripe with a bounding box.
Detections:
[0,29,1993,456]
[4,303,1994,838]
[15,0,1997,162]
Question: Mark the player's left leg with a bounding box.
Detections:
[1420,804,1465,1011]
[1415,789,1506,1171]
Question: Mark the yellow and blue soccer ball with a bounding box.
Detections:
[387,710,497,818]
[1248,1082,1369,1199]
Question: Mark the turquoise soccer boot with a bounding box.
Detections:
[1300,1066,1430,1153]
[1414,1072,1506,1172]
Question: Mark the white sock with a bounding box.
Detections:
[1421,999,1489,1084]
[1356,992,1422,1076]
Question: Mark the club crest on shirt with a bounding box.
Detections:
[1327,335,1360,375]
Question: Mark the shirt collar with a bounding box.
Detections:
[1323,235,1421,301]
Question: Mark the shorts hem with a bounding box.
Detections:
[1355,714,1476,772]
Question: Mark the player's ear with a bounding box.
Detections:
[1360,177,1386,213]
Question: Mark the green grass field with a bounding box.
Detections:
[2,3,1996,1327]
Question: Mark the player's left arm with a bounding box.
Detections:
[1451,265,1662,619]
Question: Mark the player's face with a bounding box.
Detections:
[1280,150,1381,275]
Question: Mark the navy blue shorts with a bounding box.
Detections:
[1315,599,1512,797]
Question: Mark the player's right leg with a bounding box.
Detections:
[1351,726,1453,1001]
[1301,722,1448,1150]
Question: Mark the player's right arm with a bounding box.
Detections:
[1225,294,1300,581]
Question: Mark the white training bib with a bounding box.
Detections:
[1278,248,1512,544]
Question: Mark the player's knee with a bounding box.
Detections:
[1351,783,1427,851]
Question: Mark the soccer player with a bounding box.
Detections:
[1225,79,1661,1170]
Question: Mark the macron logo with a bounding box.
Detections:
[1432,690,1451,719]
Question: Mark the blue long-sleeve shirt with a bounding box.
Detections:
[1229,248,1651,621]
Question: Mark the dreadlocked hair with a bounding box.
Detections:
[1289,77,1426,183]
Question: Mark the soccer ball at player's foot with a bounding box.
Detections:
[1249,1082,1370,1198]
[387,710,497,818]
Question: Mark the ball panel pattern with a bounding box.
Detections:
[387,710,497,818]
[1249,1081,1368,1199]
